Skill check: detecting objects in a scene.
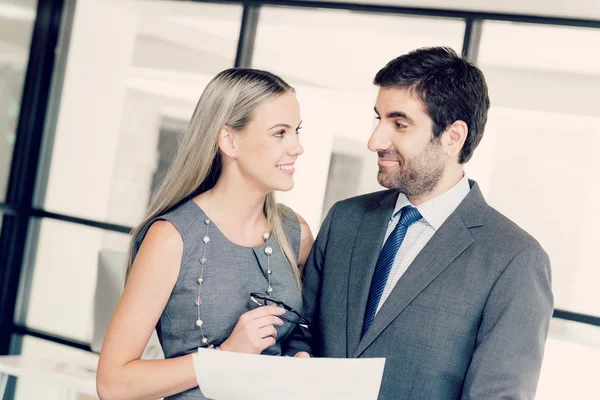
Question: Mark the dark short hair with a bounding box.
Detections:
[374,47,490,164]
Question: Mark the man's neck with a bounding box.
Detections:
[408,168,465,206]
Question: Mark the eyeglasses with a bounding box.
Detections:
[250,292,311,329]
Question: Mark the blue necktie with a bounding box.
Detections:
[362,206,422,336]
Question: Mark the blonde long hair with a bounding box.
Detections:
[126,68,300,287]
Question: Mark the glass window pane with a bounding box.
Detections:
[466,21,600,317]
[36,1,242,226]
[24,219,129,342]
[253,6,466,231]
[0,0,37,202]
[537,319,600,399]
[11,335,98,400]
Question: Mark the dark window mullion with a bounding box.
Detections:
[207,0,600,29]
[0,0,66,356]
[30,209,133,234]
[12,325,92,353]
[235,3,261,68]
[462,17,483,62]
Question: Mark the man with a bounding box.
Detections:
[288,47,553,399]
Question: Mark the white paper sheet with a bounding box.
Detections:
[192,348,385,400]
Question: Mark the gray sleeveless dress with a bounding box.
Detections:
[133,199,302,399]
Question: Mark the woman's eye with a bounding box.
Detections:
[274,130,285,138]
[296,126,303,134]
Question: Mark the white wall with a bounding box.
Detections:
[42,0,139,220]
[467,107,600,315]
[26,0,139,340]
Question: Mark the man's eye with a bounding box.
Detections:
[395,122,407,129]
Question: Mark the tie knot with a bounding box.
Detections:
[398,206,422,227]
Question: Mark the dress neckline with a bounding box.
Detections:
[188,199,270,250]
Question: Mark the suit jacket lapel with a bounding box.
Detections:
[352,181,486,358]
[346,192,397,356]
[353,213,474,357]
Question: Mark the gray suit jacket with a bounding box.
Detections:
[286,181,553,399]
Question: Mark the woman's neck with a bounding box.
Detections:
[194,173,269,232]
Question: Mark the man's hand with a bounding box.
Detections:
[294,352,310,358]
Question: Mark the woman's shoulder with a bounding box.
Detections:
[156,199,205,238]
[277,204,312,239]
[277,204,301,232]
[143,220,184,252]
[277,204,314,268]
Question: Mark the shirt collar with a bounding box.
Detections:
[392,175,470,231]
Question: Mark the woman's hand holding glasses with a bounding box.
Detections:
[220,306,285,354]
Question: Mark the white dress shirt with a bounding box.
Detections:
[375,175,471,314]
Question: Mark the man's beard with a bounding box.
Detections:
[376,139,445,198]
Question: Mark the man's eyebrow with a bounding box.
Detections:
[373,107,415,124]
[386,111,415,125]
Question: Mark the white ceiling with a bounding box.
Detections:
[309,0,600,21]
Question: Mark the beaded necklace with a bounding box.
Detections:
[195,190,273,346]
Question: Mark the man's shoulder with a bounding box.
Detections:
[478,204,544,253]
[458,182,544,253]
[333,189,396,214]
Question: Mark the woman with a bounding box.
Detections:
[97,68,314,399]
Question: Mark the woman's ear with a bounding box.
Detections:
[442,120,468,162]
[217,125,237,160]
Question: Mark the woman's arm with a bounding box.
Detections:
[96,220,286,400]
[96,221,197,400]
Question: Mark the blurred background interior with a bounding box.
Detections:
[0,0,599,398]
